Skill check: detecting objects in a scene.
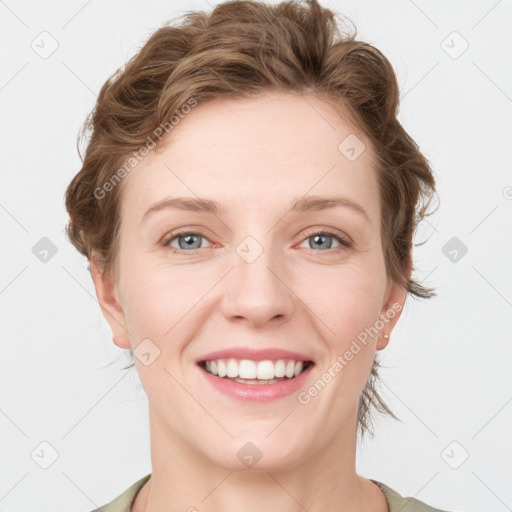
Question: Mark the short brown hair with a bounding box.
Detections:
[65,0,438,439]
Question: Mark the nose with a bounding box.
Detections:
[220,240,296,329]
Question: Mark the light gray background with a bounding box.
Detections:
[1,1,511,511]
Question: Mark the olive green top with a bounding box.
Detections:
[89,473,451,511]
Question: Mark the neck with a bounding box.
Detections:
[132,404,388,512]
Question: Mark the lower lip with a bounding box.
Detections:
[197,363,314,402]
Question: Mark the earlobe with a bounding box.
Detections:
[90,252,132,349]
[377,332,390,351]
[376,279,408,351]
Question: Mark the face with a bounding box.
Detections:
[93,90,406,471]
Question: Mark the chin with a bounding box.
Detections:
[201,437,307,473]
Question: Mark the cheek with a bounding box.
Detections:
[298,260,386,395]
[300,260,387,339]
[119,258,213,344]
[118,235,387,353]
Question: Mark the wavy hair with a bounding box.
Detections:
[64,0,438,439]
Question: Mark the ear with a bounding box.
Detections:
[376,277,408,351]
[90,251,131,349]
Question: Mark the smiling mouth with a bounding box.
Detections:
[198,359,314,384]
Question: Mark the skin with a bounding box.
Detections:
[92,89,408,512]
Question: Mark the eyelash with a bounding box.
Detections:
[162,228,352,254]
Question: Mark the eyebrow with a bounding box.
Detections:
[141,194,370,224]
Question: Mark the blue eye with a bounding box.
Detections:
[164,231,211,251]
[163,229,351,254]
[298,231,351,251]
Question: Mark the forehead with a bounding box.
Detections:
[120,90,380,224]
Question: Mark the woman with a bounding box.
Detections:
[65,1,450,510]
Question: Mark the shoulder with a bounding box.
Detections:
[371,479,452,512]
[89,474,151,512]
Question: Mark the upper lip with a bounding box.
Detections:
[196,347,314,364]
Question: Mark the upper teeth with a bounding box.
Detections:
[204,359,306,379]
